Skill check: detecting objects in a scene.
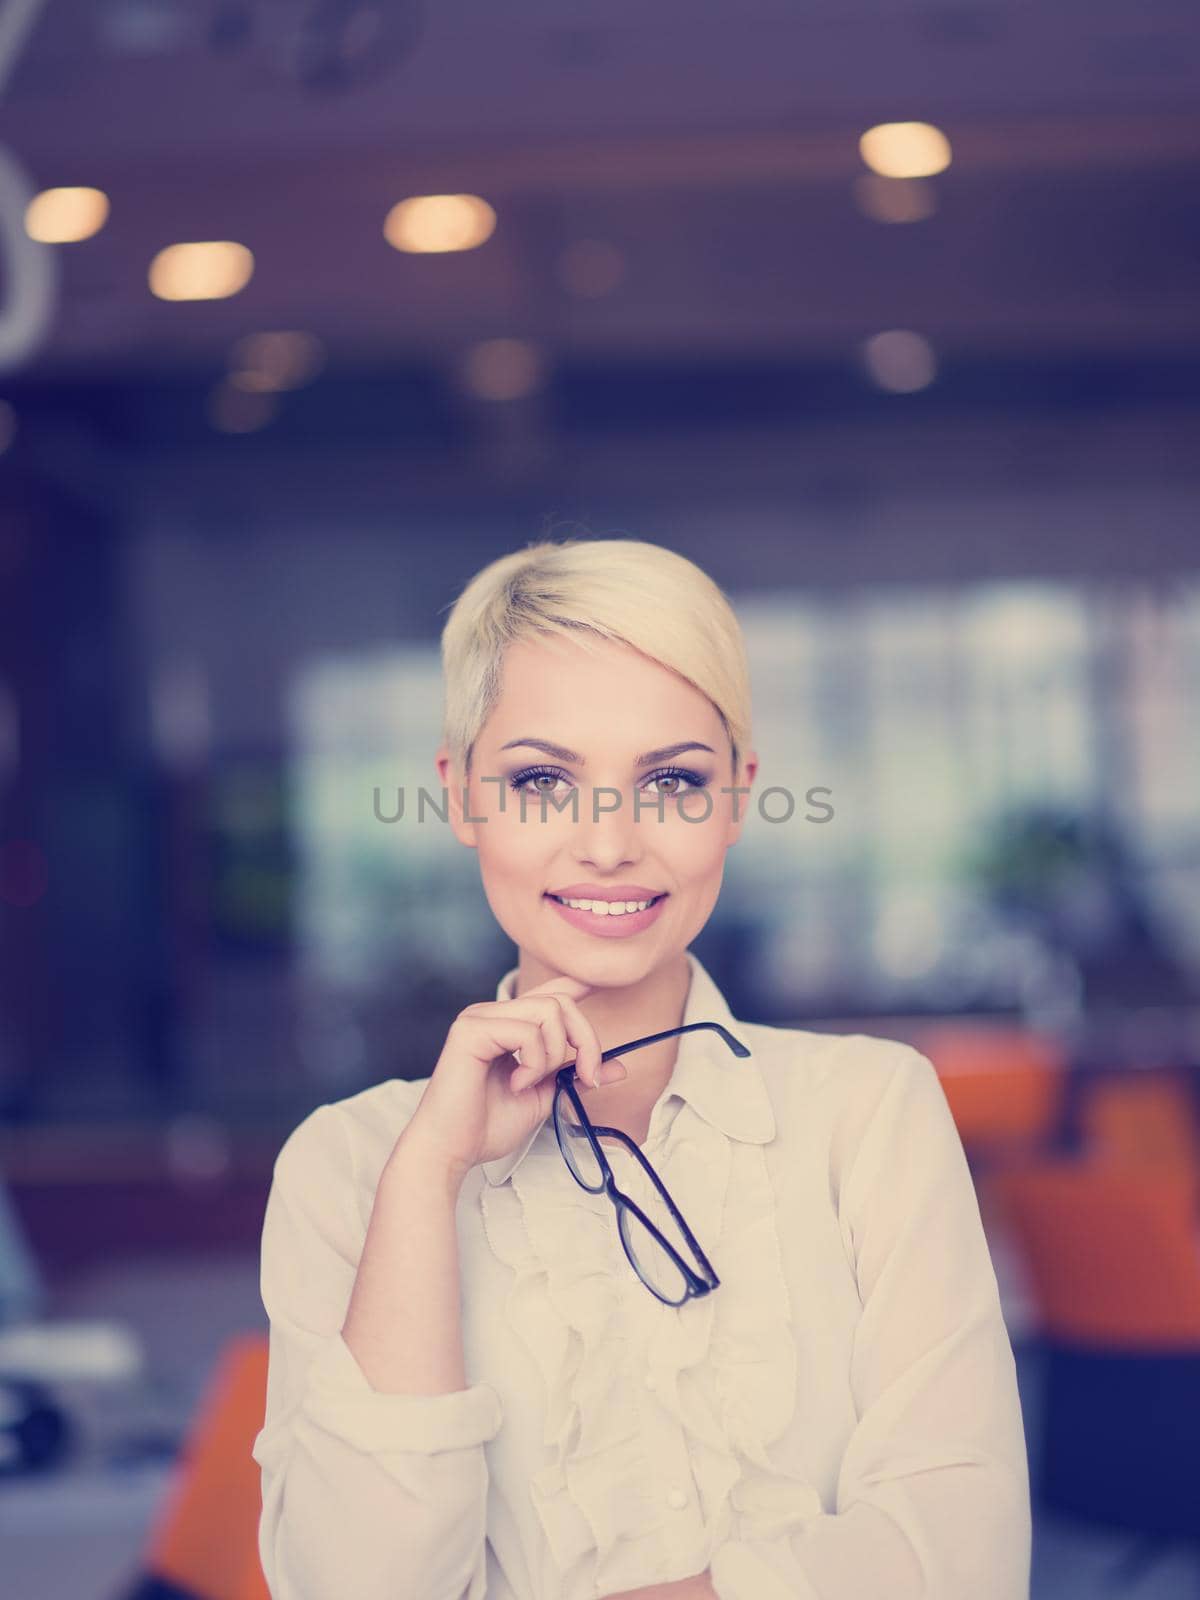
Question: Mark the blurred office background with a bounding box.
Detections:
[0,1,1199,1596]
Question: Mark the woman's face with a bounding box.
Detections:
[437,634,757,986]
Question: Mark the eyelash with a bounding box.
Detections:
[507,764,710,798]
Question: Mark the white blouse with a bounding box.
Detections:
[253,951,1032,1600]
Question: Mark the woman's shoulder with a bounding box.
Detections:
[325,1072,430,1146]
[739,1015,930,1091]
[735,1017,938,1146]
[271,1076,431,1223]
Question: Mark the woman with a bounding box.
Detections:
[253,537,1032,1600]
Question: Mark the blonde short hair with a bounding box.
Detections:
[439,536,752,779]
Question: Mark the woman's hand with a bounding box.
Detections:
[603,1569,718,1600]
[395,972,629,1183]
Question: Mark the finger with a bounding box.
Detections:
[579,1057,627,1090]
[472,994,571,1085]
[520,1002,570,1086]
[451,1013,548,1078]
[539,993,603,1089]
[508,993,601,1090]
[509,1016,570,1093]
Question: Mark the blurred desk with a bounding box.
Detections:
[1,1457,174,1600]
[0,1253,264,1600]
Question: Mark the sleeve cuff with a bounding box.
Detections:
[710,1539,822,1600]
[301,1330,504,1454]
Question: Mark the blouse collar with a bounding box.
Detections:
[480,949,775,1187]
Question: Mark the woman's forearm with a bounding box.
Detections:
[340,1131,469,1393]
[260,1116,498,1600]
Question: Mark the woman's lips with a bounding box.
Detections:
[543,892,669,939]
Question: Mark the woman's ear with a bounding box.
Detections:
[435,745,479,850]
[726,748,758,846]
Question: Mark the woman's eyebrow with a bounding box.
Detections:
[499,737,715,767]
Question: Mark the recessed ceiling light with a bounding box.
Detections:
[383,194,496,254]
[859,123,951,179]
[150,242,254,301]
[25,187,110,243]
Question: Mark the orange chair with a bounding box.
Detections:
[236,1542,272,1600]
[986,1158,1200,1550]
[911,1023,1067,1161]
[1078,1071,1200,1170]
[121,1331,272,1600]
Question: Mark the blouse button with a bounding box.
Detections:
[666,1486,687,1510]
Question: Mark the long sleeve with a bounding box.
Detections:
[710,1046,1032,1600]
[252,1102,504,1600]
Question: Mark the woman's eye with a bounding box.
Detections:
[644,768,708,797]
[509,767,569,795]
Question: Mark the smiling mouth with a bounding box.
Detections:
[545,892,667,911]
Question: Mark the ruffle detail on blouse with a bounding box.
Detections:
[479,1125,662,1580]
[478,1098,823,1586]
[645,1110,825,1548]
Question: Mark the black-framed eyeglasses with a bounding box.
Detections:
[551,1021,751,1306]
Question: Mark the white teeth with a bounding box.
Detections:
[554,896,656,915]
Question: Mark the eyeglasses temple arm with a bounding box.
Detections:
[598,1021,750,1064]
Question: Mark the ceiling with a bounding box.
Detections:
[1,0,1199,381]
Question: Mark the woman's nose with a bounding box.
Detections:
[570,784,646,860]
